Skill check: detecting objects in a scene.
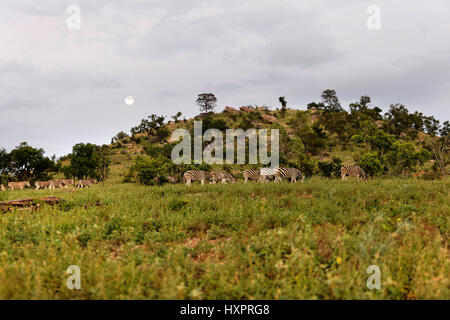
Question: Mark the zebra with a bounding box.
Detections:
[210,171,236,184]
[34,181,53,190]
[242,170,261,183]
[184,170,209,186]
[7,181,31,190]
[340,165,367,181]
[274,167,304,183]
[259,167,279,182]
[77,179,98,188]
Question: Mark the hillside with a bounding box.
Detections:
[104,101,448,185]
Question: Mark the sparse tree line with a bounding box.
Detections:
[0,142,109,190]
[1,90,448,189]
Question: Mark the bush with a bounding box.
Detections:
[318,157,342,178]
[358,152,384,177]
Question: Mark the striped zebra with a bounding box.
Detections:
[210,171,236,184]
[259,167,279,182]
[340,165,367,181]
[242,170,261,183]
[184,170,209,186]
[274,167,304,183]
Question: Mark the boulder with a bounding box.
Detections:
[224,106,238,113]
[261,114,277,123]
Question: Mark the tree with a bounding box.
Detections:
[131,114,168,143]
[385,141,420,175]
[96,145,111,185]
[349,95,382,124]
[429,121,449,176]
[68,143,100,179]
[196,93,217,114]
[383,104,421,137]
[364,129,396,155]
[279,96,287,117]
[172,112,182,123]
[358,152,384,177]
[0,148,10,184]
[111,131,130,144]
[321,89,342,112]
[318,157,342,178]
[7,142,55,181]
[423,116,440,136]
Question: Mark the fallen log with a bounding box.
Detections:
[0,196,63,212]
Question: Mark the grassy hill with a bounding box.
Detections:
[0,101,448,300]
[0,177,448,299]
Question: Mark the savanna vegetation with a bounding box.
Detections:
[0,90,448,299]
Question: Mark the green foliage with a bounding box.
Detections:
[202,115,228,133]
[126,156,172,186]
[131,114,168,143]
[318,157,342,178]
[358,152,384,177]
[321,89,342,113]
[64,143,110,180]
[1,142,56,181]
[385,142,421,175]
[279,96,287,117]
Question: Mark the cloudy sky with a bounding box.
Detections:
[0,0,449,156]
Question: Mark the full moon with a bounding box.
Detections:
[125,96,134,105]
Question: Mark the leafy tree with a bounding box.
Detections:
[383,104,424,137]
[279,96,287,117]
[429,121,449,176]
[7,142,55,181]
[202,115,228,133]
[131,114,168,143]
[111,131,129,144]
[423,116,440,136]
[67,143,100,179]
[0,148,10,185]
[172,112,182,123]
[318,157,342,178]
[385,141,420,175]
[349,95,382,124]
[364,129,396,155]
[307,102,325,110]
[196,93,217,114]
[321,89,342,112]
[358,152,384,177]
[96,145,111,184]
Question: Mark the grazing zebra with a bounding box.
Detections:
[7,181,31,190]
[210,171,235,184]
[77,179,98,188]
[34,181,53,190]
[259,167,279,182]
[274,167,304,183]
[184,170,209,186]
[340,165,367,181]
[242,170,261,183]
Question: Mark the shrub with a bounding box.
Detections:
[358,152,384,177]
[318,157,342,178]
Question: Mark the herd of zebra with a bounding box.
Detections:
[183,165,367,185]
[0,178,98,191]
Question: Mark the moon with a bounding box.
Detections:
[125,96,134,106]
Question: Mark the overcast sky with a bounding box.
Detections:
[0,0,449,156]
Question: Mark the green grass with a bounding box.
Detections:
[0,177,448,299]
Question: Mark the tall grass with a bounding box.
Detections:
[0,177,448,299]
